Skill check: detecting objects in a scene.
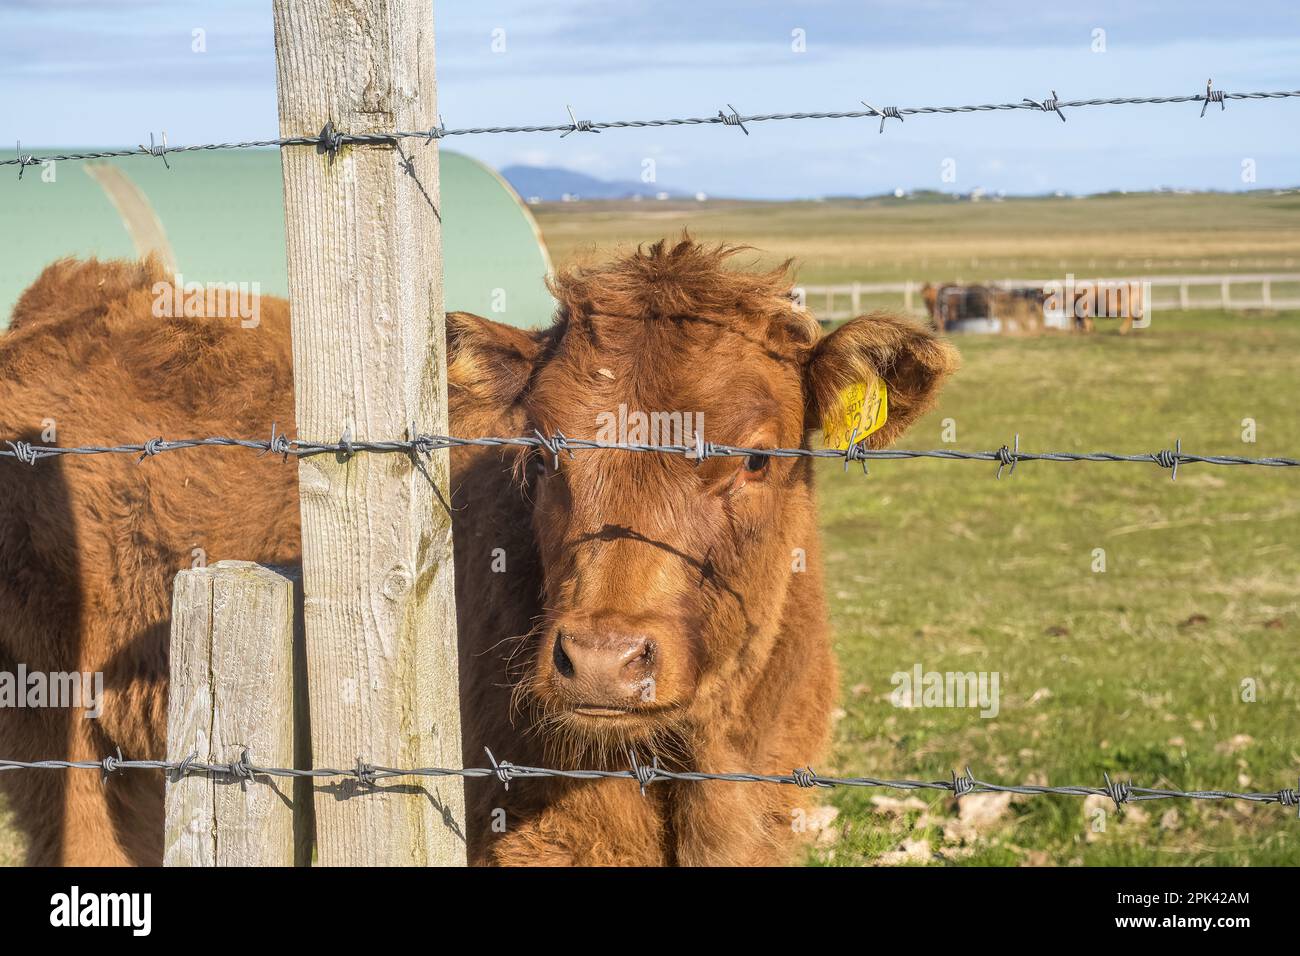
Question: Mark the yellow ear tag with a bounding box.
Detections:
[823,379,888,450]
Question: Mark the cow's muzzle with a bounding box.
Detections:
[550,625,659,711]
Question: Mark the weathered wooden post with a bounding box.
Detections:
[272,0,466,865]
[165,562,306,866]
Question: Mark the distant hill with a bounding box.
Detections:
[501,165,693,202]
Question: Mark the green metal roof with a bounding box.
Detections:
[0,148,555,330]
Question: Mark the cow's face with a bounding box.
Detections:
[449,240,957,755]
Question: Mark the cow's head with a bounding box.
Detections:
[449,239,958,756]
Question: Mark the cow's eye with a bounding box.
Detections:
[723,447,773,495]
[528,450,549,479]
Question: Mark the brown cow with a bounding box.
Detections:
[1067,280,1144,334]
[0,239,958,866]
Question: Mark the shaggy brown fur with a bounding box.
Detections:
[0,257,299,865]
[0,240,958,866]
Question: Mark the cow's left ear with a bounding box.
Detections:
[804,313,960,447]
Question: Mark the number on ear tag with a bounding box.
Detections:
[823,379,888,450]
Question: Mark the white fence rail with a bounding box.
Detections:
[799,273,1300,321]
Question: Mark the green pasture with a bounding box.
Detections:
[811,310,1299,866]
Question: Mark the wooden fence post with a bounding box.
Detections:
[165,562,306,866]
[272,0,466,865]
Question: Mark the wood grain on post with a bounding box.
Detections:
[272,0,466,865]
[165,562,303,866]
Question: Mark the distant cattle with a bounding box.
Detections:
[0,240,959,866]
[1052,280,1145,334]
[921,282,1045,335]
[922,279,1144,335]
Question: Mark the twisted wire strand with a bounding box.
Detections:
[2,430,1297,481]
[5,86,1299,169]
[1,754,1295,816]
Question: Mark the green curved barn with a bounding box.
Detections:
[0,148,554,330]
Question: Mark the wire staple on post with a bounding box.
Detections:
[316,121,345,164]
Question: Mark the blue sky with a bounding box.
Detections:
[2,0,1298,198]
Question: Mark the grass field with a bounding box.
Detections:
[2,194,1296,867]
[810,309,1299,866]
[533,191,1300,285]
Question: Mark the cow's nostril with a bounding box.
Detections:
[552,633,575,679]
[637,640,657,668]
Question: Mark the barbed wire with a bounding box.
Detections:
[5,81,1298,172]
[2,427,1297,481]
[1,749,1295,816]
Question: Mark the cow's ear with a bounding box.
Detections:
[446,311,543,408]
[804,312,959,447]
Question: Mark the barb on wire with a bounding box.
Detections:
[2,428,1297,480]
[996,434,1020,480]
[7,83,1298,169]
[424,114,447,144]
[1201,77,1226,117]
[861,100,903,133]
[1,751,1296,817]
[561,105,597,138]
[1023,90,1066,122]
[14,140,36,179]
[139,131,171,168]
[718,103,749,135]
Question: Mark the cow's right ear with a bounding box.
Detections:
[446,311,543,408]
[804,312,959,447]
